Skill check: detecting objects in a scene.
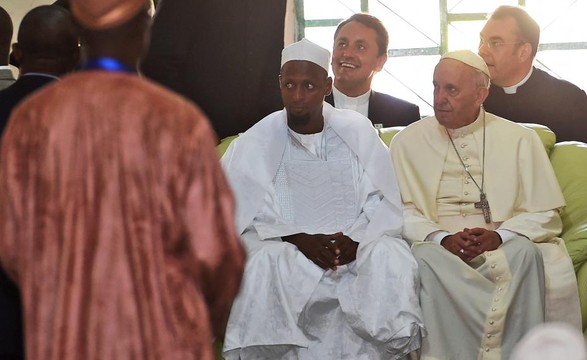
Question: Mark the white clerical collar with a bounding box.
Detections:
[502,67,533,94]
[446,109,484,138]
[332,86,371,117]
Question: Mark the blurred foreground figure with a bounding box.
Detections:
[0,1,244,359]
[510,323,587,360]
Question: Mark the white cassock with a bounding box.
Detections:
[390,112,581,360]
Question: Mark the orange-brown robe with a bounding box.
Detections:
[0,70,245,360]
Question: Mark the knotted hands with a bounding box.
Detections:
[441,227,502,262]
[283,232,358,270]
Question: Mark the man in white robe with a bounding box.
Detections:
[222,38,425,360]
[390,50,580,360]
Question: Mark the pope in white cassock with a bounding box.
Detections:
[221,38,425,360]
[390,50,581,360]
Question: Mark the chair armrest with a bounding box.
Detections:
[550,141,587,272]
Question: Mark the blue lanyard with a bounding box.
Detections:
[81,57,134,73]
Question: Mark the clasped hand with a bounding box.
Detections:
[441,227,502,262]
[283,232,358,270]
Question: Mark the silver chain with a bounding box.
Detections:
[445,110,486,196]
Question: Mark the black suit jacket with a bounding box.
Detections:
[484,67,587,142]
[141,0,286,140]
[325,90,421,128]
[0,74,57,134]
[0,73,56,359]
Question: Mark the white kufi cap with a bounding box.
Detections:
[281,38,330,73]
[441,50,490,77]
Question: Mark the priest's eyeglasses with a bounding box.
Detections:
[479,38,525,49]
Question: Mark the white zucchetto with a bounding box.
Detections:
[441,50,490,78]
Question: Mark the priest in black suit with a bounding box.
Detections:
[479,6,587,142]
[327,13,420,128]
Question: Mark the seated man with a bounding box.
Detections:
[222,38,424,360]
[326,13,421,128]
[390,50,580,359]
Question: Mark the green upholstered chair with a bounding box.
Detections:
[550,141,587,335]
[217,122,587,340]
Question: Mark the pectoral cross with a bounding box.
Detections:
[474,192,492,224]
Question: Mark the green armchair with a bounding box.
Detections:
[218,123,587,338]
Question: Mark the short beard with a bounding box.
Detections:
[287,112,311,127]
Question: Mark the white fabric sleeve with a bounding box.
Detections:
[426,230,451,244]
[495,229,519,244]
[402,203,447,243]
[498,209,562,243]
[346,169,382,244]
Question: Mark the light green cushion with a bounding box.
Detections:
[217,135,239,157]
[576,264,587,336]
[378,123,556,154]
[378,126,404,146]
[521,123,557,155]
[551,142,587,261]
[548,142,587,332]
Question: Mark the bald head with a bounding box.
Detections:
[14,5,80,76]
[0,6,13,65]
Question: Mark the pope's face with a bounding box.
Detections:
[433,59,487,129]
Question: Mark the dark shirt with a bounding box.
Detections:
[484,67,587,142]
[141,0,286,140]
[0,74,57,133]
[325,90,421,128]
[0,73,57,359]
